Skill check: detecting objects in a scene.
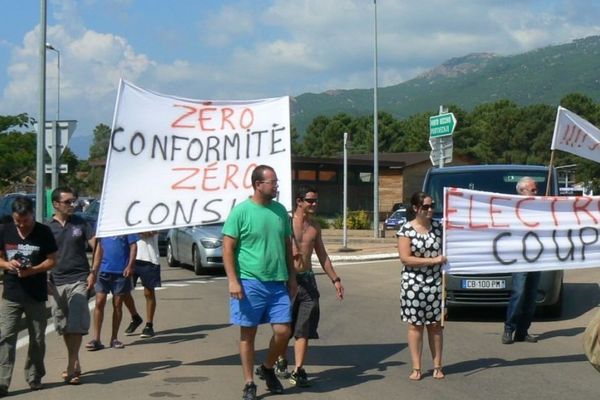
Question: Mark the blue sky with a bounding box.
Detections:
[2,0,600,158]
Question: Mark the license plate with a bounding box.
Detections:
[461,279,506,289]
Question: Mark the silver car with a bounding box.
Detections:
[166,223,224,275]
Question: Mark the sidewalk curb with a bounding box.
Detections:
[313,253,398,263]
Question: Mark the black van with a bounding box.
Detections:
[422,164,563,317]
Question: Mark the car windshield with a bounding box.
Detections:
[390,210,406,219]
[424,169,549,218]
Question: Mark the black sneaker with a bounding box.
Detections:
[514,333,538,343]
[255,365,265,380]
[140,325,155,338]
[124,315,143,336]
[275,356,290,378]
[242,382,257,400]
[257,364,283,394]
[501,331,514,345]
[290,367,310,387]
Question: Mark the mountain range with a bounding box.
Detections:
[291,35,600,135]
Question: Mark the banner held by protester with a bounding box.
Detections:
[96,80,292,238]
[443,187,600,274]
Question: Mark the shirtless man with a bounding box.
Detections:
[259,184,344,387]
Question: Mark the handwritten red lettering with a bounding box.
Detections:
[515,198,539,228]
[171,167,200,190]
[489,196,511,228]
[201,162,219,191]
[468,195,488,229]
[171,105,196,129]
[224,164,239,189]
[573,197,597,225]
[445,189,464,230]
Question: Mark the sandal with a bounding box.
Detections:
[110,339,125,349]
[61,370,81,380]
[64,374,81,385]
[408,368,422,381]
[85,340,104,351]
[433,367,445,380]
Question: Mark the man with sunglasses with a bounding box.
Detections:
[47,187,96,384]
[502,176,541,344]
[257,184,344,387]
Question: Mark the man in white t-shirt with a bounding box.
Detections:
[123,231,161,338]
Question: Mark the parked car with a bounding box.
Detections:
[76,198,100,229]
[0,193,37,223]
[384,209,407,230]
[422,164,563,317]
[166,223,224,275]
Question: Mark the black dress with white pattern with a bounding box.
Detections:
[396,220,443,325]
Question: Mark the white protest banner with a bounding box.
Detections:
[550,106,600,163]
[443,187,600,274]
[96,80,292,237]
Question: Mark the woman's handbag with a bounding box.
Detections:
[583,308,600,373]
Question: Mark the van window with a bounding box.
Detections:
[423,170,550,216]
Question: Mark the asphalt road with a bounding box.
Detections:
[6,259,600,400]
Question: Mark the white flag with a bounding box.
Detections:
[551,106,600,162]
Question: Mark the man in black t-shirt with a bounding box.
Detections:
[0,196,57,395]
[47,187,95,385]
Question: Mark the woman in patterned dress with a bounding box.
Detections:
[396,191,447,381]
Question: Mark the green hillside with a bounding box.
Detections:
[292,35,600,135]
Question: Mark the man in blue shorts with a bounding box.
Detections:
[87,233,138,350]
[223,165,296,400]
[123,231,161,338]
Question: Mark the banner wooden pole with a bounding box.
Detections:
[441,270,446,327]
[546,150,556,196]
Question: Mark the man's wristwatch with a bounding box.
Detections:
[332,277,341,284]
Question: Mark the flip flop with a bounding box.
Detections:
[62,370,81,380]
[408,368,422,381]
[110,339,125,349]
[64,375,81,385]
[86,340,104,351]
[433,367,445,380]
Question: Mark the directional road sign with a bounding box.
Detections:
[429,135,453,167]
[429,112,457,138]
[45,163,68,174]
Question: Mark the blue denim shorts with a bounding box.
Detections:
[230,279,291,327]
[133,260,162,289]
[94,272,133,295]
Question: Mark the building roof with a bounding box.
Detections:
[293,152,431,169]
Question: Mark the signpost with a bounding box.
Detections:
[429,110,456,167]
[429,112,457,138]
[39,120,77,188]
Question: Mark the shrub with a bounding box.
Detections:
[330,210,371,230]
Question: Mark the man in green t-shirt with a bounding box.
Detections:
[222,165,296,400]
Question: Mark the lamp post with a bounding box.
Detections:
[45,43,60,121]
[45,42,60,189]
[373,0,380,238]
[36,0,48,221]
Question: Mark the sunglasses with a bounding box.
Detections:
[303,198,318,204]
[57,199,77,205]
[420,204,434,211]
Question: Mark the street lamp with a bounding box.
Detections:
[45,42,61,190]
[373,0,380,238]
[45,42,60,121]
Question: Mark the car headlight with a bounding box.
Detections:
[200,239,223,249]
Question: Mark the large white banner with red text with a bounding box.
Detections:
[96,80,292,237]
[443,187,600,274]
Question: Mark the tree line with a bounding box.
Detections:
[1,92,600,196]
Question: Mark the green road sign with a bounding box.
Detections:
[429,112,457,138]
